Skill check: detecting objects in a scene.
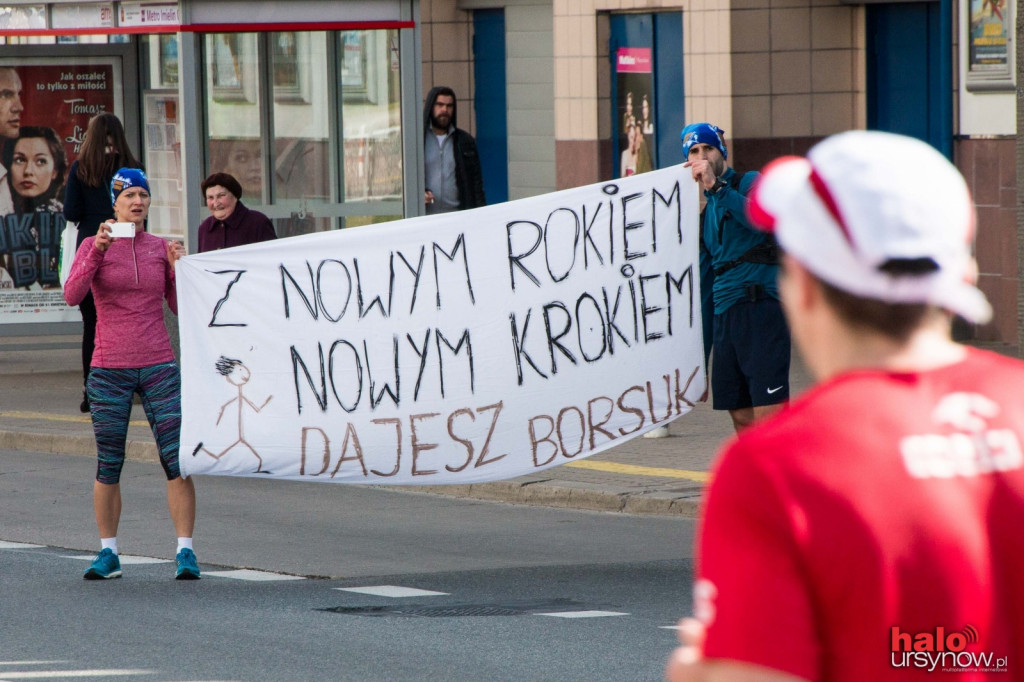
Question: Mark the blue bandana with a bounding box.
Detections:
[680,123,727,160]
[110,168,150,206]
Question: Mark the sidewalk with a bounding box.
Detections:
[0,333,805,517]
[4,334,1018,516]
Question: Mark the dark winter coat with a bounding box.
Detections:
[423,86,486,210]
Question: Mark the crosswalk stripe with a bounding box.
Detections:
[335,585,448,598]
[61,555,170,565]
[204,569,305,581]
[0,541,45,549]
[535,610,630,618]
[0,669,154,679]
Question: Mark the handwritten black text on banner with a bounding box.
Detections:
[177,165,704,484]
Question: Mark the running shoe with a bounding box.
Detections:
[643,425,670,439]
[175,548,201,580]
[83,548,121,580]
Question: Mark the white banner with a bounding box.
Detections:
[177,165,704,484]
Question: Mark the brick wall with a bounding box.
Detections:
[956,136,1017,345]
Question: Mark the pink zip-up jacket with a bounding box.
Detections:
[63,231,178,369]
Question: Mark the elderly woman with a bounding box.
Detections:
[196,171,276,252]
[62,168,199,581]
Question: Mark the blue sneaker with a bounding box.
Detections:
[175,548,201,580]
[83,548,121,580]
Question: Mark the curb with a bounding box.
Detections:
[408,481,702,517]
[0,430,156,461]
[0,429,701,518]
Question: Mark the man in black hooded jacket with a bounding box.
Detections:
[423,86,485,213]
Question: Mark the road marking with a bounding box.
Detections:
[535,610,630,618]
[0,541,45,549]
[0,670,155,679]
[205,569,305,581]
[62,554,169,565]
[659,625,683,630]
[1,411,712,482]
[0,411,149,426]
[564,460,709,482]
[0,662,67,666]
[335,585,448,598]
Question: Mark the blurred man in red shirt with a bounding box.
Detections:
[667,131,1023,682]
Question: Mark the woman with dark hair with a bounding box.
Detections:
[640,94,654,136]
[3,126,68,291]
[63,113,142,412]
[7,125,67,214]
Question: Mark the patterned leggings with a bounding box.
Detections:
[87,362,182,484]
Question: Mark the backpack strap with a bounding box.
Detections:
[710,171,780,276]
[714,171,747,241]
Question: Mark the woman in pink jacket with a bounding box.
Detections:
[63,168,199,581]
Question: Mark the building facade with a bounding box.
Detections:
[0,0,1017,344]
[420,0,1015,343]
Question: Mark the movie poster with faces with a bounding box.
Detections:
[0,57,121,324]
[616,48,656,179]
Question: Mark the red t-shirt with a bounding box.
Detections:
[696,347,1024,681]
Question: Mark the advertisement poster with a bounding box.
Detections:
[0,58,121,324]
[967,0,1013,88]
[616,48,655,178]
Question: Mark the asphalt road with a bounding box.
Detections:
[0,449,696,681]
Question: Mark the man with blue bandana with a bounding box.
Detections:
[681,122,790,432]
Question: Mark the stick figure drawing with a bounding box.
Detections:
[193,356,273,473]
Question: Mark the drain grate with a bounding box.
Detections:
[319,598,583,618]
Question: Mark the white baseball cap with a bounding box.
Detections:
[747,130,992,324]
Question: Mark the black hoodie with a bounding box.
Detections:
[423,86,486,210]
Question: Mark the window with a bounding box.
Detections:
[204,33,264,203]
[271,31,330,236]
[200,29,404,233]
[340,29,403,204]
